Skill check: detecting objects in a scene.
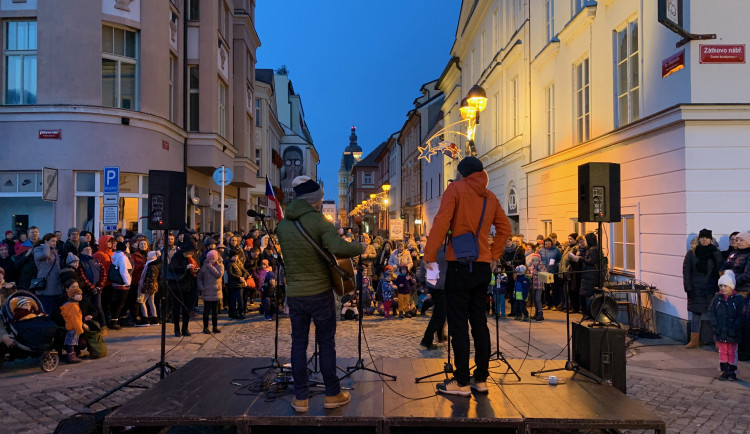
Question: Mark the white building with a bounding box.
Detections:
[442,0,750,339]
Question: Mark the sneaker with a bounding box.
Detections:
[718,372,730,381]
[265,316,273,321]
[470,378,489,393]
[324,391,351,409]
[292,398,309,413]
[436,379,471,397]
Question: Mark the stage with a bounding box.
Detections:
[103,357,665,433]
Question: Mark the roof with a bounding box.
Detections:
[255,69,274,85]
[354,141,387,169]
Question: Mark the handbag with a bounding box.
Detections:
[108,263,125,285]
[30,264,54,291]
[451,198,487,266]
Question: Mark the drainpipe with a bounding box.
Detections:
[182,0,189,226]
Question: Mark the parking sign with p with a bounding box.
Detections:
[104,166,120,194]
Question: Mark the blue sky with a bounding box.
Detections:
[255,1,460,204]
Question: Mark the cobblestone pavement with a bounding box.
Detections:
[1,304,749,433]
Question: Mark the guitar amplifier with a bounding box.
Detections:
[572,323,626,393]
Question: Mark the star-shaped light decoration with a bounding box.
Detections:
[418,140,461,163]
[418,143,438,162]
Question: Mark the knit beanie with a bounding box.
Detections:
[457,156,483,177]
[265,272,276,283]
[569,233,579,240]
[734,232,750,244]
[66,283,83,298]
[530,253,542,262]
[719,271,736,289]
[78,242,90,253]
[68,227,79,236]
[698,228,712,239]
[206,250,219,262]
[292,176,324,205]
[16,296,32,310]
[515,265,526,274]
[66,252,79,265]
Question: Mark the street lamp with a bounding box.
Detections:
[462,85,488,156]
[382,183,391,237]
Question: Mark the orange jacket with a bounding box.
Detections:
[424,170,512,264]
[60,302,84,335]
[93,235,113,280]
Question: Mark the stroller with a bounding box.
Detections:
[0,290,60,372]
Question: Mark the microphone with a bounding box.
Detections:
[247,209,267,219]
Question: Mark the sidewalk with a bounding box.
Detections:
[1,306,749,433]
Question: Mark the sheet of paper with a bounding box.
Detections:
[426,262,439,286]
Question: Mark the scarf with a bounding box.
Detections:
[694,244,715,274]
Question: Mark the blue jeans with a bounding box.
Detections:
[287,290,339,400]
[493,290,505,316]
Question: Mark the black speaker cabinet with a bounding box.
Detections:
[572,323,626,393]
[578,162,621,222]
[147,170,186,230]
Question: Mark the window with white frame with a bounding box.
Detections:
[573,57,590,143]
[102,24,137,109]
[364,172,373,185]
[74,171,149,239]
[545,0,554,41]
[510,76,519,137]
[615,19,639,127]
[188,66,199,131]
[493,92,499,145]
[168,54,176,122]
[545,83,555,155]
[255,98,261,127]
[481,31,486,68]
[611,215,635,272]
[492,9,498,53]
[572,0,587,16]
[218,1,227,37]
[542,220,552,237]
[4,20,37,105]
[217,79,226,137]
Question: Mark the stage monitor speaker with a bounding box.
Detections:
[572,323,626,393]
[147,170,186,230]
[578,162,621,222]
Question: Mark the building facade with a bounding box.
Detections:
[337,126,362,224]
[0,0,260,237]
[349,142,384,232]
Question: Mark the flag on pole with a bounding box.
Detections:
[266,176,284,220]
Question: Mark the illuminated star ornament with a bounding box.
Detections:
[417,141,461,163]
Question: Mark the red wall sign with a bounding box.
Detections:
[699,44,745,64]
[39,129,61,139]
[162,140,169,150]
[662,50,685,77]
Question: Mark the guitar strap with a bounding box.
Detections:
[293,219,352,280]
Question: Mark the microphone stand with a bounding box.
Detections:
[341,222,396,381]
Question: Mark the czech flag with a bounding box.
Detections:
[266,176,284,221]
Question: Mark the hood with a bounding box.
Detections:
[460,171,490,196]
[97,235,113,254]
[283,199,318,221]
[584,232,598,248]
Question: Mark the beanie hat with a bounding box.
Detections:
[385,265,394,272]
[515,265,526,274]
[457,156,483,177]
[734,232,750,244]
[698,228,712,239]
[718,271,736,289]
[66,252,79,265]
[5,230,13,237]
[292,176,325,205]
[245,239,253,247]
[204,236,217,246]
[569,233,579,240]
[68,227,79,236]
[530,253,542,262]
[265,272,276,283]
[115,241,128,252]
[66,283,83,298]
[180,238,196,252]
[16,296,32,310]
[78,242,90,253]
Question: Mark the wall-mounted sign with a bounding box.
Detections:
[662,50,685,78]
[658,0,683,33]
[389,218,404,241]
[42,167,58,201]
[39,129,61,139]
[699,44,745,64]
[162,140,169,150]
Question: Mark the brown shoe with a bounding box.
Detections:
[291,398,308,413]
[684,332,700,349]
[324,391,351,409]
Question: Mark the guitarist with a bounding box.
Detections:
[276,176,366,413]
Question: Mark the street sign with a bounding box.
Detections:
[103,205,119,225]
[42,167,58,201]
[104,166,120,194]
[225,198,237,221]
[212,166,233,186]
[103,193,118,206]
[104,225,117,231]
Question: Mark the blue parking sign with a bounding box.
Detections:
[104,167,119,193]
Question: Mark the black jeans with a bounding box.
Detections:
[445,261,492,385]
[287,290,340,400]
[203,300,219,329]
[421,288,446,346]
[170,281,190,331]
[110,288,129,321]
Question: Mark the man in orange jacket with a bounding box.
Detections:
[424,156,512,396]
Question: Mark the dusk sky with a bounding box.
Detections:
[255,1,460,205]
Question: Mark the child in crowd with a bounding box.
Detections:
[378,271,396,319]
[709,271,744,381]
[261,272,277,321]
[493,268,508,318]
[513,265,530,322]
[395,265,415,318]
[528,253,547,321]
[197,250,224,334]
[12,296,44,321]
[60,279,90,364]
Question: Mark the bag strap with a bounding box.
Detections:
[476,198,487,238]
[293,220,351,279]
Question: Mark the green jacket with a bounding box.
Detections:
[277,199,363,298]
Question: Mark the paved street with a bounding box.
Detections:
[1,304,749,433]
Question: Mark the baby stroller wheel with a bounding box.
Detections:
[40,350,59,372]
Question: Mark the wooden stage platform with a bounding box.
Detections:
[104,357,665,433]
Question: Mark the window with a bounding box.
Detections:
[3,20,37,104]
[187,0,200,21]
[615,19,639,127]
[255,148,261,176]
[364,172,373,185]
[73,171,149,239]
[255,97,261,127]
[245,115,252,156]
[188,66,199,131]
[545,0,555,41]
[102,24,137,109]
[510,76,519,137]
[611,215,635,272]
[168,55,176,122]
[542,220,552,237]
[574,57,590,143]
[545,84,555,155]
[572,0,588,16]
[217,79,226,137]
[218,1,227,37]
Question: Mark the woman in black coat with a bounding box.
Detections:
[720,231,750,360]
[682,229,723,349]
[579,232,600,319]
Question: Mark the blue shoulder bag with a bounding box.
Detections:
[450,198,487,270]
